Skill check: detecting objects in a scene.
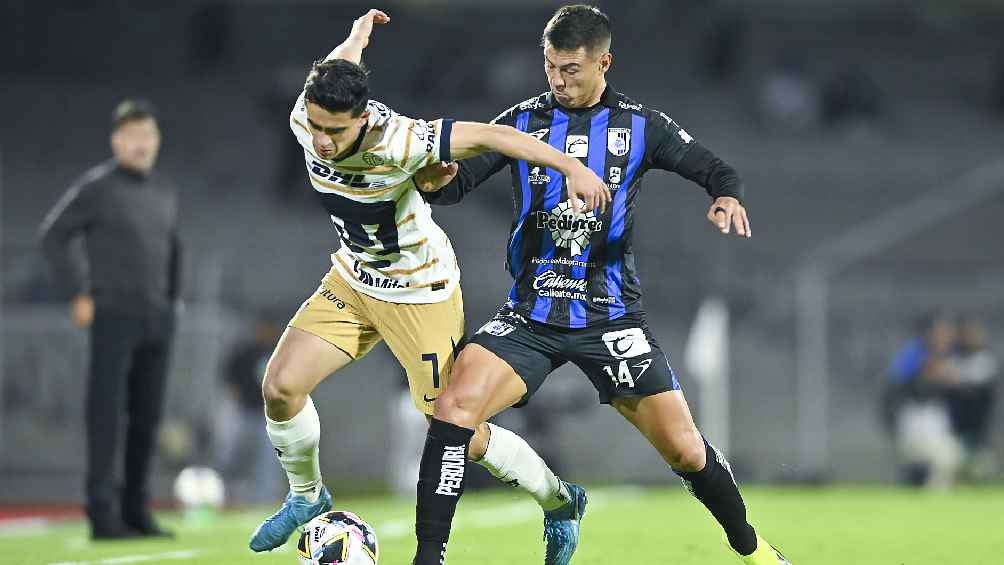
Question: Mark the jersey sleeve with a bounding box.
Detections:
[288,92,314,153]
[645,110,698,171]
[646,109,745,203]
[421,105,516,206]
[384,116,455,175]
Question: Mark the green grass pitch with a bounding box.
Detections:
[2,486,1002,564]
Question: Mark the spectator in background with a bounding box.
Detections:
[821,64,884,128]
[214,315,285,504]
[39,99,181,539]
[886,312,963,489]
[759,54,818,131]
[948,316,999,480]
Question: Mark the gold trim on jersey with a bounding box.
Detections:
[410,279,450,290]
[336,163,398,174]
[399,237,428,249]
[380,258,439,276]
[401,118,415,169]
[308,173,400,198]
[335,250,445,288]
[292,117,312,138]
[396,213,416,227]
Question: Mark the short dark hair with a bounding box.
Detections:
[111,98,157,131]
[542,4,611,54]
[304,59,370,117]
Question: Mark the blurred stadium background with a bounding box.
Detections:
[1,0,1003,555]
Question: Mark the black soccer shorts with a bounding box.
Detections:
[468,306,680,405]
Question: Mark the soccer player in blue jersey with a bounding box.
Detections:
[411,5,790,565]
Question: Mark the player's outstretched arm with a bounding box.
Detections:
[324,9,390,64]
[449,122,611,212]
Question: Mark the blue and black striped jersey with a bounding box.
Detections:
[431,87,743,328]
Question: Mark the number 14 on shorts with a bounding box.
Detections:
[601,328,654,388]
[602,358,654,388]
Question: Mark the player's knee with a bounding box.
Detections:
[261,361,304,408]
[432,386,483,428]
[666,431,706,472]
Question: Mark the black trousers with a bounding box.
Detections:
[85,306,174,525]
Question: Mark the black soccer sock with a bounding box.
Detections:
[414,418,475,565]
[675,437,758,556]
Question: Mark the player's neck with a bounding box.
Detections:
[581,81,607,108]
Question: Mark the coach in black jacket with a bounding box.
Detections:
[40,99,180,540]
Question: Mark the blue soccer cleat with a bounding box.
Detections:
[542,481,588,565]
[249,486,332,552]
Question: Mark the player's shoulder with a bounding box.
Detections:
[607,90,672,123]
[606,90,696,149]
[365,99,398,127]
[491,91,551,125]
[74,160,118,192]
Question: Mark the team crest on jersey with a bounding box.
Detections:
[362,152,385,166]
[607,128,631,156]
[535,200,603,256]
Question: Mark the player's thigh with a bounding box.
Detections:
[436,344,532,427]
[369,286,465,416]
[613,391,705,470]
[265,327,354,397]
[568,314,681,405]
[272,268,382,396]
[455,310,564,423]
[568,315,703,469]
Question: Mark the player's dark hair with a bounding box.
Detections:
[304,59,370,117]
[111,98,157,131]
[542,4,611,54]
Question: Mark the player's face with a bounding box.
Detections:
[543,43,611,108]
[305,102,369,160]
[110,118,161,174]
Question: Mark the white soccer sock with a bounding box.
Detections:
[475,423,569,511]
[266,396,322,502]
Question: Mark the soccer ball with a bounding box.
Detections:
[297,510,379,564]
[172,466,225,510]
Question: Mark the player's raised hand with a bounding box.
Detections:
[565,163,612,214]
[350,9,390,45]
[414,162,459,193]
[707,196,751,238]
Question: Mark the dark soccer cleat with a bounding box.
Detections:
[542,481,588,565]
[249,486,332,552]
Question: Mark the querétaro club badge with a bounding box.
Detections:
[607,128,631,157]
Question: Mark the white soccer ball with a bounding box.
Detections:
[297,510,379,564]
[173,466,225,510]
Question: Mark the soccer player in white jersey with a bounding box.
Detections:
[249,9,611,554]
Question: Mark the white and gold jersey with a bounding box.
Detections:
[290,93,459,304]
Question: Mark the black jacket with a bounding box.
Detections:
[40,160,181,312]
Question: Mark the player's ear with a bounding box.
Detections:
[357,111,370,125]
[599,52,612,74]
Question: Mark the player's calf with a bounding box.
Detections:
[676,437,757,556]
